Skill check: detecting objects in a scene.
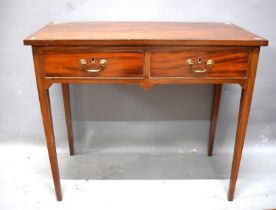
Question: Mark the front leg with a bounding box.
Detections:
[33,47,62,201]
[228,47,260,201]
[37,84,62,201]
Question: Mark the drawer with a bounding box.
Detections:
[42,49,144,77]
[150,48,250,78]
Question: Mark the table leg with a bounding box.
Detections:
[32,47,62,201]
[62,84,74,156]
[208,84,222,156]
[228,47,260,201]
[36,85,62,201]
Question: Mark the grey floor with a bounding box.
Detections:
[0,121,276,210]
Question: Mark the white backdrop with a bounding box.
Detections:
[0,0,275,209]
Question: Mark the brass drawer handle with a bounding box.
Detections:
[80,58,108,73]
[186,58,214,73]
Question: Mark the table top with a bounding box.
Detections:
[24,22,268,46]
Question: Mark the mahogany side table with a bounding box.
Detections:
[24,22,268,201]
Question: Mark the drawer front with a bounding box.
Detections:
[42,50,144,77]
[150,48,250,78]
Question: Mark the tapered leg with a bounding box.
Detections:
[62,84,74,156]
[32,47,62,201]
[208,84,222,156]
[228,47,260,201]
[228,88,254,201]
[37,85,62,201]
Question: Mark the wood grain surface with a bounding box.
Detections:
[151,47,250,78]
[42,49,144,77]
[24,22,268,46]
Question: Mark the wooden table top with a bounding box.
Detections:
[24,22,268,46]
